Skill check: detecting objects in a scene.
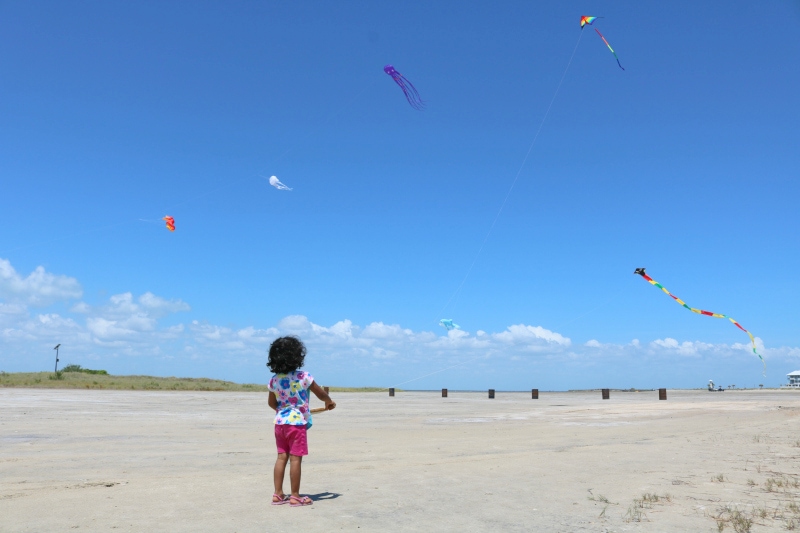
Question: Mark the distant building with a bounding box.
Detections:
[786,370,800,388]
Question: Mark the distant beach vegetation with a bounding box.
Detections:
[0,370,381,392]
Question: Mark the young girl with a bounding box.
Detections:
[267,336,335,507]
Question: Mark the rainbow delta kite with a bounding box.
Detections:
[580,16,624,70]
[634,268,765,375]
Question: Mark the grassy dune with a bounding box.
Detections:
[0,371,384,392]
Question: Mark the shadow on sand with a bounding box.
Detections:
[307,492,341,502]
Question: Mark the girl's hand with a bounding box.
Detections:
[325,399,336,411]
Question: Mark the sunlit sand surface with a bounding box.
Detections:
[3,389,800,531]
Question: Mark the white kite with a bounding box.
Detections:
[268,175,292,191]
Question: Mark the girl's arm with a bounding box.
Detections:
[309,381,336,411]
[268,391,278,412]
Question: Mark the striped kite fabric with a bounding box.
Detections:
[634,268,765,375]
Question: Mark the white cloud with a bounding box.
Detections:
[0,302,27,316]
[138,292,191,316]
[493,324,571,346]
[0,258,82,306]
[1,258,798,381]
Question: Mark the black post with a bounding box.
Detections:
[531,388,539,399]
[442,388,448,398]
[602,388,610,400]
[389,387,395,397]
[658,388,667,401]
[488,389,495,399]
[53,344,61,373]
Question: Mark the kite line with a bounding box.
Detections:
[435,30,584,323]
[634,268,765,375]
[393,30,588,392]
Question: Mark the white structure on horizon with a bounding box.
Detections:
[785,370,800,388]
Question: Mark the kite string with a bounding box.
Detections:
[387,33,585,392]
[435,31,584,323]
[377,354,485,392]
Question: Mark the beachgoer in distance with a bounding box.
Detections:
[267,336,335,507]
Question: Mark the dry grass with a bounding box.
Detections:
[0,371,267,391]
[0,372,385,392]
[714,506,753,533]
[623,500,647,523]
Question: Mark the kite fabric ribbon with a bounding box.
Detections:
[384,64,425,110]
[594,28,624,70]
[634,268,765,375]
[579,16,623,70]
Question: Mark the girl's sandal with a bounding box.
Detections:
[289,495,313,507]
[272,493,289,505]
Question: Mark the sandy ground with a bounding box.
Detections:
[2,389,800,532]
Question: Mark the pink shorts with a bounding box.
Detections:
[274,424,308,456]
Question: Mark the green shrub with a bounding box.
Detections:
[62,364,108,375]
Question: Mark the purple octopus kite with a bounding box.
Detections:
[383,64,424,110]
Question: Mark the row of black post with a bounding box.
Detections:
[387,387,668,400]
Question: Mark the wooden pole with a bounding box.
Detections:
[531,388,539,399]
[389,387,395,397]
[442,388,448,398]
[602,388,610,400]
[659,388,667,400]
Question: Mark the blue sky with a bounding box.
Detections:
[1,1,798,389]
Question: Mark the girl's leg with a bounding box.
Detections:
[289,454,303,497]
[274,452,289,498]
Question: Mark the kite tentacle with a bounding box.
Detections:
[384,65,425,110]
[634,268,765,375]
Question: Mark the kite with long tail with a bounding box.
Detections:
[580,16,624,70]
[384,65,425,110]
[634,268,765,375]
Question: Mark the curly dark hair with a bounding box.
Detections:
[267,336,307,374]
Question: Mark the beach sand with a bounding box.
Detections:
[2,388,800,532]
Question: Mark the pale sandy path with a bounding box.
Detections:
[3,389,800,532]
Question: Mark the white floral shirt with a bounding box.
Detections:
[268,371,314,425]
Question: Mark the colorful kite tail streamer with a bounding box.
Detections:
[594,28,624,70]
[633,268,765,375]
